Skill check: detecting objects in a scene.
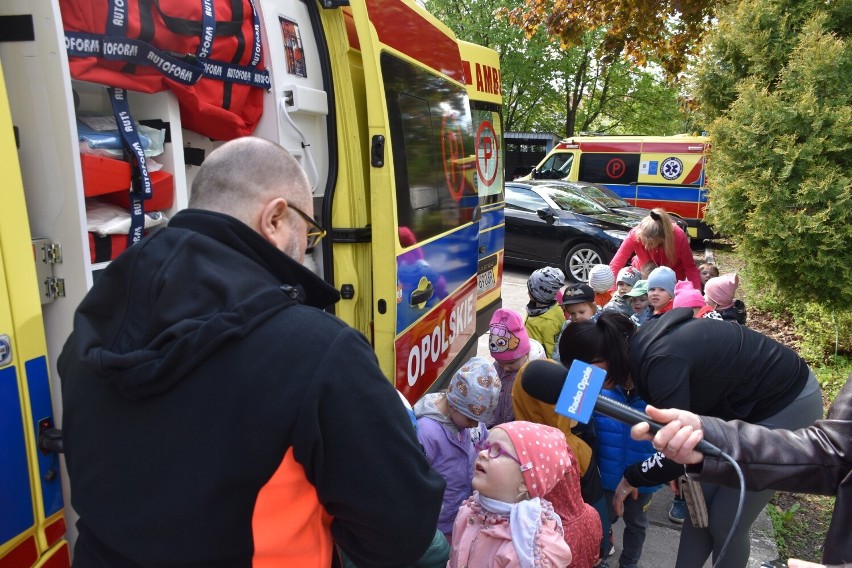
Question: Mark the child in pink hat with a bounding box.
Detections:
[704,273,747,324]
[674,279,722,320]
[449,421,577,568]
[487,308,545,428]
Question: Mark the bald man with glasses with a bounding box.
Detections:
[59,137,444,568]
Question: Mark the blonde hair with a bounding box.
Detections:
[636,208,676,265]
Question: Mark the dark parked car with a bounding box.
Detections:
[504,181,641,283]
[522,179,690,231]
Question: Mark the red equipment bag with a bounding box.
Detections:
[61,0,270,140]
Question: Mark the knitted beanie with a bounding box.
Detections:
[489,308,531,361]
[704,273,739,309]
[673,280,705,309]
[616,266,640,288]
[527,267,565,304]
[646,266,676,297]
[497,421,569,498]
[588,264,615,293]
[446,357,501,423]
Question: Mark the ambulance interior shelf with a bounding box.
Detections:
[74,84,180,265]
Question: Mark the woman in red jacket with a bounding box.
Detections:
[609,209,701,289]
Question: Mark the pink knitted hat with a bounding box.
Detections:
[497,421,569,498]
[704,273,739,309]
[488,308,531,361]
[673,280,705,309]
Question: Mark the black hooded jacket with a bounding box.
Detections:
[623,307,809,487]
[60,209,445,567]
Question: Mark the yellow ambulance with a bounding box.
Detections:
[0,0,503,563]
[523,135,711,238]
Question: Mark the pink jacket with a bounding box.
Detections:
[449,497,572,568]
[608,225,701,289]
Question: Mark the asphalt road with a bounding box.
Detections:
[476,263,779,568]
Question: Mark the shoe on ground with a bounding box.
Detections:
[668,498,686,524]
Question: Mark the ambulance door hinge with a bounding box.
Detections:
[42,242,63,265]
[33,239,65,304]
[45,277,66,300]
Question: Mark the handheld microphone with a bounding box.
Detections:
[520,359,722,457]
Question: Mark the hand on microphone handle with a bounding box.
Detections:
[630,405,707,465]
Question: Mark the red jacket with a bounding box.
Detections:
[609,224,701,289]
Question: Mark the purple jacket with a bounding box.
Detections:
[416,416,485,535]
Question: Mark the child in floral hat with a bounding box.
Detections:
[449,421,587,568]
[412,357,500,541]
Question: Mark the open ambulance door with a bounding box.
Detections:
[348,0,480,402]
[0,60,70,568]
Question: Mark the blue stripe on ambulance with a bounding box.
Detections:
[478,208,504,258]
[0,365,35,543]
[602,184,706,204]
[26,356,64,517]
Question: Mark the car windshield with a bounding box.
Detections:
[575,184,631,208]
[541,186,610,215]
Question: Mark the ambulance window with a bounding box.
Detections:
[578,154,640,185]
[537,152,573,179]
[382,54,476,242]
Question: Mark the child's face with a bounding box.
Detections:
[630,294,650,313]
[648,288,672,310]
[472,428,526,503]
[449,408,478,430]
[495,354,529,374]
[699,267,716,286]
[563,302,596,323]
[616,281,633,295]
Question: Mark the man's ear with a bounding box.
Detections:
[258,197,289,248]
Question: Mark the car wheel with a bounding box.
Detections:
[563,243,604,283]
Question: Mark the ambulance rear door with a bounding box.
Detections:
[459,41,505,333]
[0,57,70,568]
[348,0,480,402]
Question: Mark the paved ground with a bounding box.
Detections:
[477,264,779,567]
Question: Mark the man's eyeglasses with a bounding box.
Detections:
[475,440,522,465]
[289,204,327,250]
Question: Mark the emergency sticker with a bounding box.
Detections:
[660,157,683,180]
[0,335,11,367]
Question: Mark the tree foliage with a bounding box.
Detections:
[426,0,690,136]
[499,0,717,76]
[700,2,852,307]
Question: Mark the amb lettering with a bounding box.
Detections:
[406,294,475,386]
[475,63,501,95]
[567,366,593,414]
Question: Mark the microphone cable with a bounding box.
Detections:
[710,451,746,568]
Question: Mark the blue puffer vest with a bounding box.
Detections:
[593,386,662,494]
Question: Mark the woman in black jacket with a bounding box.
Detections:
[633,374,850,567]
[557,309,824,568]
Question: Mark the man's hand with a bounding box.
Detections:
[612,477,638,517]
[630,405,706,465]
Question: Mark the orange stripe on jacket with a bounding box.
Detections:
[252,448,334,568]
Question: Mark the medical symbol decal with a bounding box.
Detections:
[660,157,683,181]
